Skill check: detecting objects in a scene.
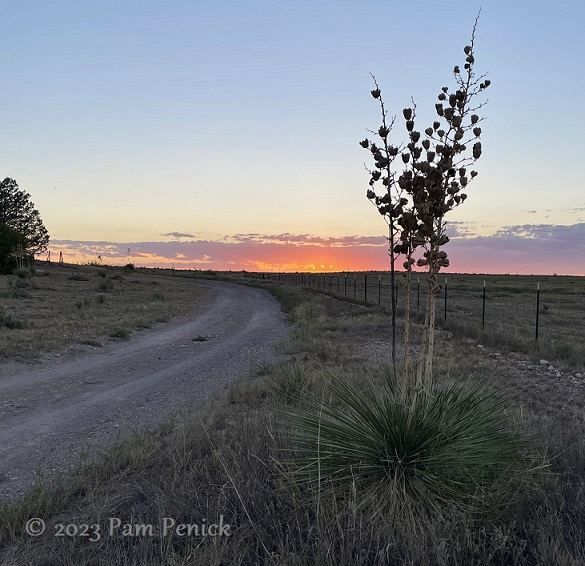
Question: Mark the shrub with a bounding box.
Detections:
[269,361,310,402]
[0,310,24,329]
[14,268,32,279]
[109,328,130,340]
[281,367,537,534]
[97,279,114,292]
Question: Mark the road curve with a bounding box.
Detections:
[0,280,290,501]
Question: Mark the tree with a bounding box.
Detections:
[361,16,489,397]
[0,223,27,274]
[0,178,50,263]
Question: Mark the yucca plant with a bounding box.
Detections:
[281,367,532,533]
[361,14,490,396]
[269,361,310,403]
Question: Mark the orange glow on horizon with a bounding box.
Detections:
[43,241,585,277]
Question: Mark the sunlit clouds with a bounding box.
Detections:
[46,223,585,276]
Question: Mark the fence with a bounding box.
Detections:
[246,271,585,344]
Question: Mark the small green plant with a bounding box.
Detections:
[96,294,106,304]
[152,291,165,301]
[269,361,309,402]
[192,335,208,342]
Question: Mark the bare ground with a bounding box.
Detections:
[0,280,290,502]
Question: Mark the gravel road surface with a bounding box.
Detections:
[0,280,290,502]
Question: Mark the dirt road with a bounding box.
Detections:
[0,280,290,501]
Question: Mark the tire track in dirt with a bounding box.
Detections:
[0,280,290,501]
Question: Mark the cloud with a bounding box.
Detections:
[228,233,385,247]
[161,232,195,239]
[46,223,585,275]
[444,221,478,238]
[443,223,585,275]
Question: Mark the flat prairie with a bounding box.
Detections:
[0,263,202,360]
[270,271,585,370]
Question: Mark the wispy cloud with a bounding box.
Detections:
[161,232,196,239]
[228,233,385,247]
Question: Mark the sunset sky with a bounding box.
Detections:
[2,1,584,274]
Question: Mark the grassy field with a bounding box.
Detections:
[0,263,203,360]
[0,268,584,564]
[249,271,585,372]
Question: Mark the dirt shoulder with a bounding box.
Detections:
[0,280,290,502]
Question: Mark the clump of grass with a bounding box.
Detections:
[280,367,539,536]
[192,335,208,342]
[96,294,106,304]
[97,279,114,292]
[75,297,92,309]
[13,268,32,279]
[0,310,24,329]
[9,277,30,289]
[269,361,310,402]
[109,328,130,340]
[152,291,165,301]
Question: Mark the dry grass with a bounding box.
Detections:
[0,263,202,359]
[0,271,583,564]
[258,271,585,372]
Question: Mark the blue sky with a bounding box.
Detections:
[2,1,584,273]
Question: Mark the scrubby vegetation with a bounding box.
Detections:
[0,276,582,564]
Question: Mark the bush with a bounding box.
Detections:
[269,361,310,402]
[97,279,114,292]
[0,310,24,329]
[280,367,537,534]
[14,268,32,279]
[109,328,130,340]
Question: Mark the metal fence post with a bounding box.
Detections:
[482,280,486,326]
[444,277,448,322]
[364,273,368,305]
[378,274,381,305]
[536,282,540,340]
